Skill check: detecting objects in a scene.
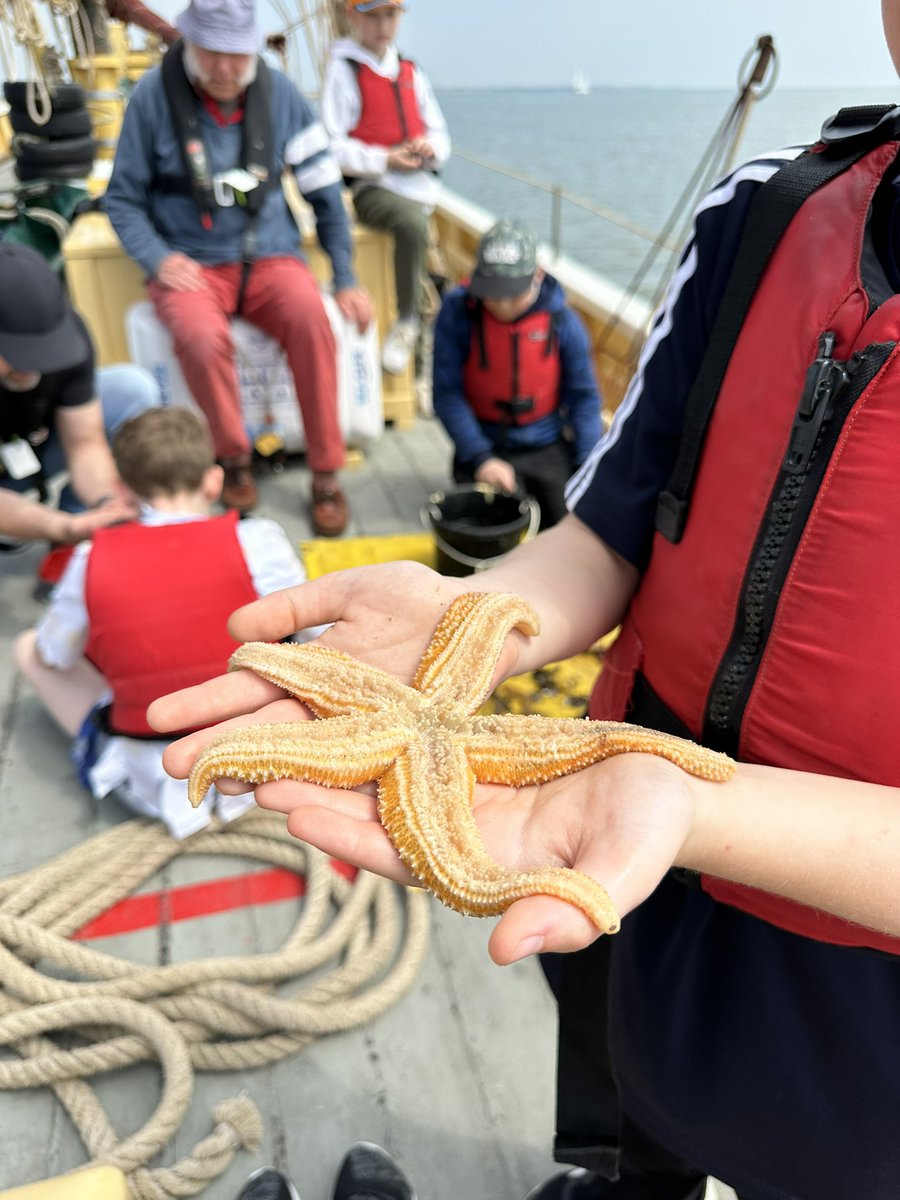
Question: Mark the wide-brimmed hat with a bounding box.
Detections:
[0,243,90,373]
[468,219,538,300]
[176,0,262,53]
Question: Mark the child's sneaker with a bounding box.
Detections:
[381,318,420,375]
[331,1142,416,1200]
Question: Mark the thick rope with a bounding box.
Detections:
[0,811,430,1198]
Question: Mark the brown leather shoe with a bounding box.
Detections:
[220,457,258,513]
[310,478,349,537]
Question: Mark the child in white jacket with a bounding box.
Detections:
[321,0,451,374]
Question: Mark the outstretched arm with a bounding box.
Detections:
[284,756,900,958]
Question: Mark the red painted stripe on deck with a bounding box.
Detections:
[73,861,357,940]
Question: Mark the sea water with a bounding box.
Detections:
[435,85,897,298]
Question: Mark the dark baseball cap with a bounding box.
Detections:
[0,243,90,372]
[469,219,538,300]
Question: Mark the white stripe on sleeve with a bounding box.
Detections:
[565,150,802,509]
[284,121,332,167]
[294,155,343,194]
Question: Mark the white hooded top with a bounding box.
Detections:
[321,37,451,210]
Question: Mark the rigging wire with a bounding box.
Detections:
[597,35,778,371]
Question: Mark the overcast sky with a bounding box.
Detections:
[151,0,899,91]
[399,0,896,90]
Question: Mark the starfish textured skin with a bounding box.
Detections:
[188,592,735,935]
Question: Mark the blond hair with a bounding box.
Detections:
[113,407,215,500]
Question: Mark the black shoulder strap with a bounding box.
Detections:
[240,56,274,217]
[546,310,560,358]
[471,300,489,369]
[161,41,215,217]
[655,103,900,543]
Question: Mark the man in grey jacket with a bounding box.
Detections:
[105,0,371,535]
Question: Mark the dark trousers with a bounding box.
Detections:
[543,943,724,1198]
[453,438,574,530]
[541,670,746,1198]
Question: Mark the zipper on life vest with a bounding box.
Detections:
[701,332,894,756]
[392,78,410,141]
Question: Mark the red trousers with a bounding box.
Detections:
[148,257,344,473]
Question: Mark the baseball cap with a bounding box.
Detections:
[0,243,90,373]
[468,219,538,300]
[348,0,406,12]
[176,0,262,53]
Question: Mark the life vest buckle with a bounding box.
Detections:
[819,105,900,151]
[784,331,848,475]
[497,395,535,421]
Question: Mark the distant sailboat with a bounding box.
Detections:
[571,68,591,96]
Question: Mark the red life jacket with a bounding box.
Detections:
[84,512,259,736]
[349,59,425,146]
[590,137,900,954]
[463,303,561,425]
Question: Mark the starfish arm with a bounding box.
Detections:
[229,642,418,718]
[377,738,619,935]
[188,712,407,808]
[466,715,735,785]
[411,592,540,712]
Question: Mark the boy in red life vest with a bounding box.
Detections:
[13,406,323,839]
[321,0,451,375]
[432,219,603,529]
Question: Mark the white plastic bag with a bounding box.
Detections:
[125,294,384,451]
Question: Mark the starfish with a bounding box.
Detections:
[188,593,735,935]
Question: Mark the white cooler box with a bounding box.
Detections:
[125,294,384,452]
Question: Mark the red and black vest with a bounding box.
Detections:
[463,303,561,425]
[590,132,900,955]
[84,512,259,736]
[349,59,425,147]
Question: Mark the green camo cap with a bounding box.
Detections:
[469,219,537,300]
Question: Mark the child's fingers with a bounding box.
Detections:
[285,804,417,887]
[148,671,287,732]
[160,698,310,778]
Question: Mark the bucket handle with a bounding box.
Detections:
[420,494,541,574]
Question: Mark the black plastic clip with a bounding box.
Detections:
[655,489,689,543]
[783,331,848,475]
[819,105,900,151]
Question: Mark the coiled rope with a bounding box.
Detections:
[0,810,430,1197]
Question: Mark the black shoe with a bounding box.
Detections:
[236,1168,300,1200]
[524,1169,709,1200]
[332,1142,416,1200]
[524,1170,599,1200]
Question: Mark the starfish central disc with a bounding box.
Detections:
[188,592,735,935]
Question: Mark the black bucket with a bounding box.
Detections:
[424,484,539,577]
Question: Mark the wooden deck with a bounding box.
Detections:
[0,414,739,1200]
[0,417,562,1200]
